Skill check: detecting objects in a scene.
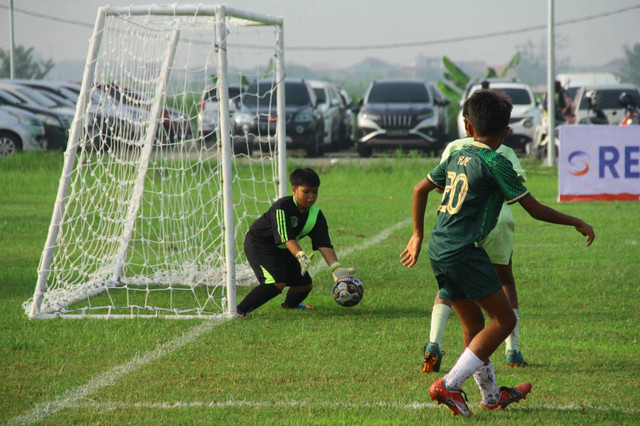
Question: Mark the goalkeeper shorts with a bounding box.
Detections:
[244,234,312,287]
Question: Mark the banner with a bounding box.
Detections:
[558,125,640,202]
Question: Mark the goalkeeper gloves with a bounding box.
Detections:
[330,262,356,283]
[296,250,314,275]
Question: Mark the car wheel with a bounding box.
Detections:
[306,130,323,158]
[356,142,373,158]
[0,132,22,156]
[232,138,252,156]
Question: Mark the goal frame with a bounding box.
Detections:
[29,4,287,319]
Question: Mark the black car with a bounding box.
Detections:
[356,79,449,157]
[0,89,69,151]
[231,78,324,157]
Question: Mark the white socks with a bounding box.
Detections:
[429,303,452,344]
[443,347,484,391]
[505,308,520,352]
[472,360,501,405]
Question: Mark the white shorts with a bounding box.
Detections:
[478,204,514,265]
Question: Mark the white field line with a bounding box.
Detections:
[8,218,413,426]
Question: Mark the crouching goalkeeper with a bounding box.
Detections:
[236,168,355,316]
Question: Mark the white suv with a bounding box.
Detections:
[197,85,244,139]
[457,79,540,152]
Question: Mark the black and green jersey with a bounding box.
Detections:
[426,141,529,264]
[247,196,333,250]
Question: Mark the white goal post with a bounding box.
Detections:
[25,4,287,319]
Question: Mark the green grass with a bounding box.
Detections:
[1,152,639,425]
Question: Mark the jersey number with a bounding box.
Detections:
[438,171,469,215]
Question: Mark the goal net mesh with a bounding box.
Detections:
[25,5,284,318]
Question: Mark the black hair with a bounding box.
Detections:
[289,168,320,187]
[463,89,512,137]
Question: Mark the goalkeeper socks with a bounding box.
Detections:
[443,347,484,391]
[429,303,452,345]
[236,284,282,315]
[472,360,500,406]
[505,309,520,352]
[281,287,312,309]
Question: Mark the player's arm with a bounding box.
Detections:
[400,178,437,267]
[317,247,356,282]
[518,195,595,246]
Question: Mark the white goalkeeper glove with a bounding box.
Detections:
[296,250,314,275]
[330,262,356,283]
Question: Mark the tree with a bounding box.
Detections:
[0,45,54,79]
[620,43,640,86]
[437,53,521,136]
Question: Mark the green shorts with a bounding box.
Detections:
[430,246,502,301]
[478,203,514,265]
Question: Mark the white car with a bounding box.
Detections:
[457,79,541,152]
[573,83,640,125]
[197,85,243,139]
[309,80,345,152]
[0,106,46,156]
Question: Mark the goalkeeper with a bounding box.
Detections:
[236,167,355,316]
[423,137,528,372]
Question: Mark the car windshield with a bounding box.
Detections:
[578,88,639,110]
[0,90,26,105]
[243,82,311,108]
[205,86,243,102]
[13,86,58,108]
[498,88,532,105]
[367,82,430,103]
[313,88,327,104]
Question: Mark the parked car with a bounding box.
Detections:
[94,82,193,144]
[573,84,640,125]
[197,84,244,140]
[337,87,356,147]
[457,79,540,152]
[0,106,46,156]
[0,89,69,150]
[0,82,76,120]
[356,78,449,157]
[309,80,345,152]
[557,72,620,103]
[232,78,324,157]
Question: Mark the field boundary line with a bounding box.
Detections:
[8,218,411,426]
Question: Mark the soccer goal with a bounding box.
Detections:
[25,4,287,319]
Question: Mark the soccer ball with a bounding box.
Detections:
[332,277,364,307]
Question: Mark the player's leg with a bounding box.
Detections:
[495,262,527,366]
[423,292,451,373]
[236,237,286,315]
[281,251,314,310]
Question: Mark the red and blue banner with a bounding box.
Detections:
[558,125,640,202]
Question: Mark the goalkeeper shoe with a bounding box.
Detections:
[422,342,444,373]
[482,382,532,411]
[505,349,528,367]
[281,303,314,310]
[429,378,473,417]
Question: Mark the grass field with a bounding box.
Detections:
[1,152,639,425]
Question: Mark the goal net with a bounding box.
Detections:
[25,4,287,319]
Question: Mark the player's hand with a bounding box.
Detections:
[296,250,314,275]
[575,221,595,247]
[400,234,423,268]
[331,262,356,283]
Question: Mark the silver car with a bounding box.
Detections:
[0,106,46,156]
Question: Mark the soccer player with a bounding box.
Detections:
[236,167,355,316]
[400,89,595,417]
[423,137,528,373]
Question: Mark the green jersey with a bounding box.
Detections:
[426,140,529,264]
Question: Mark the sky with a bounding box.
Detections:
[1,0,639,71]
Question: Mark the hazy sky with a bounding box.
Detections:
[1,0,639,70]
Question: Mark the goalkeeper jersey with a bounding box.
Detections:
[247,196,333,250]
[426,140,529,265]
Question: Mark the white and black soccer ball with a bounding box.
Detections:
[332,277,364,307]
